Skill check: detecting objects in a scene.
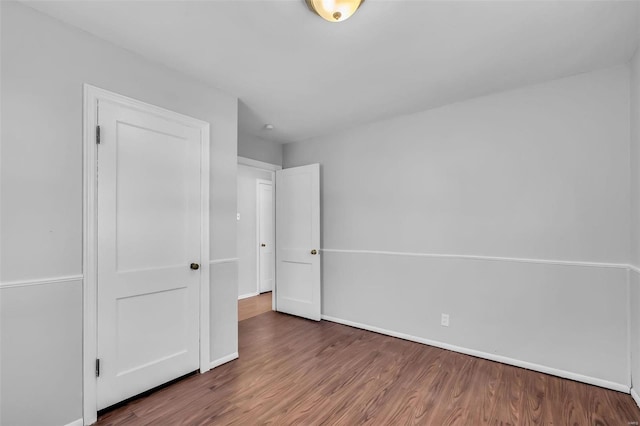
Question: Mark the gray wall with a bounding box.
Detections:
[1,2,238,425]
[632,270,640,397]
[284,65,631,388]
[630,45,640,397]
[238,131,283,166]
[237,165,273,298]
[1,281,82,426]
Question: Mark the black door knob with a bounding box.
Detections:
[190,263,200,270]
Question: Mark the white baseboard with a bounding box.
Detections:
[210,352,239,369]
[238,292,259,300]
[63,418,83,426]
[321,315,630,393]
[632,388,640,408]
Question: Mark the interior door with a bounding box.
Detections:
[258,180,275,293]
[275,164,321,321]
[96,100,202,410]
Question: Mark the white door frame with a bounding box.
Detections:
[256,179,274,294]
[237,157,281,310]
[83,84,211,425]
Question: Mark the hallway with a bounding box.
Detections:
[238,292,272,321]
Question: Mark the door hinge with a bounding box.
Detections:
[96,358,101,377]
[96,125,101,144]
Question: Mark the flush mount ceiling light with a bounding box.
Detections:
[305,0,365,23]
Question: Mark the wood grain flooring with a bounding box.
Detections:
[238,292,272,321]
[97,311,640,425]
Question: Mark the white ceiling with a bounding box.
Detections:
[26,0,640,143]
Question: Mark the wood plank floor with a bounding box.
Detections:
[98,311,640,425]
[238,292,272,321]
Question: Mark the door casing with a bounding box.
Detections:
[82,84,211,425]
[237,156,281,310]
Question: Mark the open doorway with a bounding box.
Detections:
[237,157,281,321]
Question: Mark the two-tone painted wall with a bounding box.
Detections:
[0,2,239,425]
[284,65,633,391]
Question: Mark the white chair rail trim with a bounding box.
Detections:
[0,274,84,289]
[321,249,628,270]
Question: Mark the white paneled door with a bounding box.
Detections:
[96,99,202,410]
[258,180,275,293]
[275,164,321,321]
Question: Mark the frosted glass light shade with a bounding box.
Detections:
[305,0,365,23]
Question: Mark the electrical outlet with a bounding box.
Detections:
[441,313,450,327]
